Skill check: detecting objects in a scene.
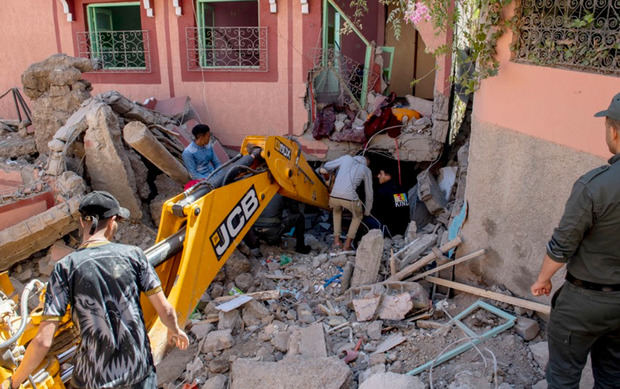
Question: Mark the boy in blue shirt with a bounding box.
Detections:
[182,124,221,179]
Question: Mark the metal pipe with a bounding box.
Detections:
[145,227,186,268]
[0,280,44,349]
[57,345,78,364]
[60,366,74,383]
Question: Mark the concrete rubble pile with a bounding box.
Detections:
[0,55,557,388]
[0,54,201,281]
[155,139,551,388]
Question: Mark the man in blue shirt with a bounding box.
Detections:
[182,124,221,180]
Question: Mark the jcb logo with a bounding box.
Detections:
[210,186,260,259]
[275,139,292,160]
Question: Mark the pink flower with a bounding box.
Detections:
[404,1,431,24]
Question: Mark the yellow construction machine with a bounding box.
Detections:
[0,136,330,388]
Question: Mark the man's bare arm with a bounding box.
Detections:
[531,254,565,296]
[148,291,189,350]
[10,321,58,388]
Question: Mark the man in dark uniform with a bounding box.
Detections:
[531,92,620,389]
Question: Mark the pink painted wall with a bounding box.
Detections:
[0,0,321,149]
[473,3,620,159]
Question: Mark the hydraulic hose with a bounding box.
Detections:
[0,279,44,349]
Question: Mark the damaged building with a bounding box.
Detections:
[0,0,618,388]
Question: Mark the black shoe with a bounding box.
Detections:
[295,244,311,254]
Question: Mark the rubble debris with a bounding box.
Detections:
[0,134,36,159]
[288,322,327,358]
[359,372,425,389]
[410,248,486,281]
[425,276,551,314]
[352,294,382,321]
[230,356,351,389]
[150,174,183,226]
[156,344,198,386]
[214,289,280,304]
[389,237,463,281]
[351,229,384,287]
[201,329,234,353]
[0,196,80,268]
[84,102,142,219]
[515,316,540,341]
[203,375,227,389]
[21,54,93,154]
[372,333,406,355]
[123,121,190,184]
[417,170,448,215]
[398,233,437,268]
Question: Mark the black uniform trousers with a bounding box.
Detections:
[547,281,620,389]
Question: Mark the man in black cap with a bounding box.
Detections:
[7,191,188,389]
[531,92,620,388]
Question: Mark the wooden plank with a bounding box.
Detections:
[425,276,551,315]
[389,236,462,281]
[213,289,280,304]
[410,249,486,281]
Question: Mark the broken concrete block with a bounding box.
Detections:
[515,316,540,341]
[0,197,81,268]
[123,121,190,184]
[242,299,271,327]
[405,95,433,117]
[271,331,290,352]
[225,251,252,281]
[234,273,253,291]
[377,293,413,321]
[203,375,227,389]
[417,170,447,215]
[296,302,315,324]
[218,309,242,334]
[359,372,424,389]
[0,136,37,159]
[54,171,86,199]
[351,229,384,287]
[99,91,174,126]
[432,92,450,121]
[84,102,142,219]
[184,356,204,382]
[208,357,229,374]
[298,322,327,358]
[529,341,549,368]
[201,329,234,353]
[156,344,198,385]
[190,321,214,339]
[230,356,351,389]
[352,295,382,322]
[532,379,547,389]
[37,255,56,277]
[48,240,75,262]
[367,320,383,340]
[126,150,150,200]
[404,221,417,243]
[431,119,450,143]
[401,233,437,267]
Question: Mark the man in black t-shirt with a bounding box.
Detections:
[373,168,410,237]
[7,191,189,389]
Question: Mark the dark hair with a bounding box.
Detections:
[82,215,113,234]
[608,117,620,132]
[192,124,211,138]
[379,167,394,178]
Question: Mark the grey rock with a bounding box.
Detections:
[359,372,424,389]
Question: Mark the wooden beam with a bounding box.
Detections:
[388,236,462,281]
[425,276,551,315]
[410,249,486,281]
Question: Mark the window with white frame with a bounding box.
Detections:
[186,0,268,72]
[77,2,151,72]
[514,0,619,75]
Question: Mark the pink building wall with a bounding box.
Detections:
[0,0,322,149]
[473,3,620,159]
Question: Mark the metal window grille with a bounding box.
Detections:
[514,0,619,75]
[310,47,382,109]
[76,30,151,73]
[186,26,268,72]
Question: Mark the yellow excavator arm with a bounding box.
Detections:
[0,136,329,387]
[143,136,330,362]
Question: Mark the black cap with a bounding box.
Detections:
[594,92,620,121]
[79,191,130,220]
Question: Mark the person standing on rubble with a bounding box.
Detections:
[320,154,373,251]
[531,92,620,389]
[5,191,188,389]
[182,124,221,180]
